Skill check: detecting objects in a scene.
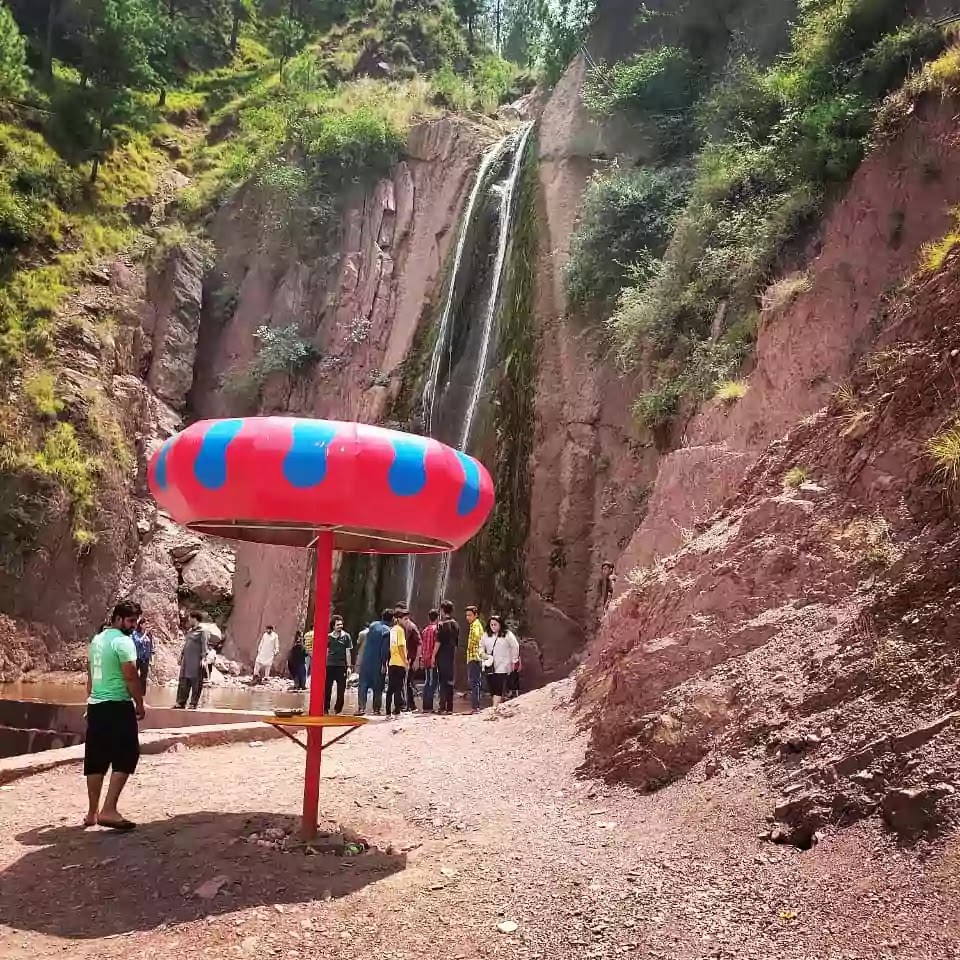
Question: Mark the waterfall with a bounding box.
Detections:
[403,121,535,611]
[422,136,512,436]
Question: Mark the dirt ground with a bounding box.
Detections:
[1,682,959,960]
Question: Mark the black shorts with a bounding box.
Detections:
[84,700,140,776]
[487,672,505,696]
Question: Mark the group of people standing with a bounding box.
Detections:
[353,601,521,717]
[284,601,522,717]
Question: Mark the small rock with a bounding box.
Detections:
[440,867,458,877]
[168,742,187,754]
[194,876,230,900]
[248,741,264,748]
[84,266,112,285]
[497,921,519,934]
[796,482,827,501]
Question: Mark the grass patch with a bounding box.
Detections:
[565,165,691,307]
[837,515,900,569]
[918,207,960,275]
[761,272,812,314]
[4,422,99,545]
[927,425,960,483]
[783,465,809,488]
[24,372,63,418]
[714,379,748,404]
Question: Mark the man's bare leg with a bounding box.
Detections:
[97,772,131,827]
[85,775,104,826]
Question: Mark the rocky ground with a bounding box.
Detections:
[576,250,960,851]
[1,683,959,959]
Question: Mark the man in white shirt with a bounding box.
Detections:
[254,625,280,681]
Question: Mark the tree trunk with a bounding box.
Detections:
[495,0,502,52]
[158,87,167,107]
[44,0,58,79]
[230,0,242,51]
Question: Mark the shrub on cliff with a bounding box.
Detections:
[565,165,690,308]
[586,0,947,429]
[0,2,28,101]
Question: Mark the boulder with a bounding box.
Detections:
[880,784,954,834]
[181,549,233,603]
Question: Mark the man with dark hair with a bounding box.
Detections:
[465,604,483,713]
[131,616,153,693]
[598,562,617,612]
[385,611,407,717]
[175,611,208,709]
[435,600,459,715]
[254,624,280,682]
[420,608,439,712]
[84,599,144,831]
[324,614,353,714]
[395,603,421,712]
[357,609,394,716]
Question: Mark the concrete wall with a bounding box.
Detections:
[0,699,270,759]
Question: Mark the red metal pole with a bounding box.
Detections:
[302,530,334,840]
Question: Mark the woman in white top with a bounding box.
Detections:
[480,614,520,707]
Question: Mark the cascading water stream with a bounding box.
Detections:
[403,135,511,609]
[402,121,535,610]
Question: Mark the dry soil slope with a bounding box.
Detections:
[577,93,960,846]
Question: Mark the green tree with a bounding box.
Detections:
[501,0,545,66]
[0,1,29,100]
[66,0,163,182]
[264,12,304,77]
[453,0,487,47]
[541,0,592,85]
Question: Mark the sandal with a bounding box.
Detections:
[98,817,137,832]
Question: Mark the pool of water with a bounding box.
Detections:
[0,679,476,714]
[0,679,309,712]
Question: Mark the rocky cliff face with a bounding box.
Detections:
[0,116,489,680]
[186,117,492,664]
[576,90,960,839]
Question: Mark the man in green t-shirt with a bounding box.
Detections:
[85,599,145,831]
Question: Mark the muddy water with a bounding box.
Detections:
[0,680,308,712]
[0,680,475,714]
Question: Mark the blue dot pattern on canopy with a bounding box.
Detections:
[455,451,481,517]
[154,438,173,491]
[193,419,244,490]
[283,420,339,488]
[387,435,429,497]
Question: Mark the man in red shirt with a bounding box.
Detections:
[420,608,439,712]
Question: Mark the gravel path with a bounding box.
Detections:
[1,682,959,959]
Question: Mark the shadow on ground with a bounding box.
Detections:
[0,811,405,938]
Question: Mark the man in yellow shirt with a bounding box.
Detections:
[385,614,407,717]
[465,604,483,713]
[303,628,314,685]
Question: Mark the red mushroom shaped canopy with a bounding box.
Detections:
[147,417,494,553]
